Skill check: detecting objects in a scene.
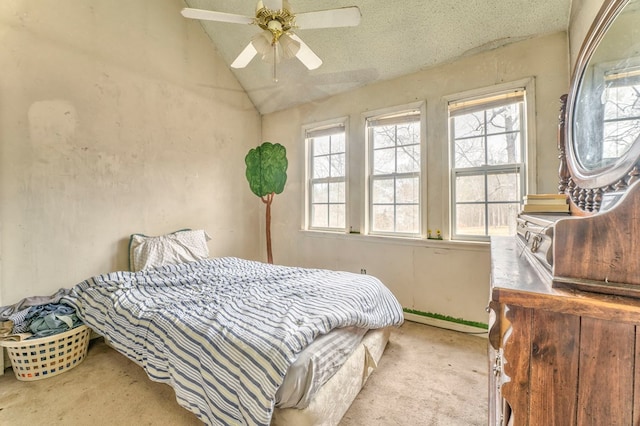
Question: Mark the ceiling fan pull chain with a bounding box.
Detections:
[273,43,279,83]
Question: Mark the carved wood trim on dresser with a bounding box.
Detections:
[558,95,640,215]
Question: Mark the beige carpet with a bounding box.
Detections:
[0,321,487,425]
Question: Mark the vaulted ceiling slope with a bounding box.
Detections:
[183,0,572,115]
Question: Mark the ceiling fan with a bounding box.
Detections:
[181,0,361,81]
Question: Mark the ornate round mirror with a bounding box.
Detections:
[564,0,640,211]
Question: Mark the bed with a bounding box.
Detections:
[61,230,404,426]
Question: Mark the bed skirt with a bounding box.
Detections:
[271,327,391,426]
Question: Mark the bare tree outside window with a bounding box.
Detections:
[602,77,640,164]
[450,93,526,239]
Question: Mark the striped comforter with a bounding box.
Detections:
[62,257,404,425]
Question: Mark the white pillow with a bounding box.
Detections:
[128,229,211,272]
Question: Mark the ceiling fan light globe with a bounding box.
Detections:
[279,34,301,59]
[251,31,273,55]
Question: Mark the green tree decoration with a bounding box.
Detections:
[245,142,288,264]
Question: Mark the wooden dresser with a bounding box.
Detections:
[488,235,640,425]
[486,0,640,423]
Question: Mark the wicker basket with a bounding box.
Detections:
[0,325,91,381]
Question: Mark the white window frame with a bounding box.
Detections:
[364,102,426,237]
[446,79,536,241]
[303,118,349,232]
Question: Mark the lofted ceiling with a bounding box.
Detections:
[183,0,572,115]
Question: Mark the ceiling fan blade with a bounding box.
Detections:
[260,0,284,11]
[180,8,254,25]
[231,43,258,68]
[295,7,361,29]
[289,33,322,70]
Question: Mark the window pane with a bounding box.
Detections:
[372,126,396,148]
[599,82,640,166]
[313,136,330,156]
[373,148,396,175]
[397,145,420,173]
[312,183,328,203]
[313,156,330,179]
[455,204,485,236]
[454,137,484,168]
[486,103,521,134]
[456,175,485,202]
[372,178,394,204]
[332,134,346,153]
[487,133,521,165]
[396,177,419,204]
[396,205,419,233]
[397,122,420,145]
[329,205,345,228]
[372,205,394,232]
[329,182,345,203]
[487,203,519,236]
[330,153,346,177]
[311,204,328,228]
[454,111,485,138]
[487,173,520,202]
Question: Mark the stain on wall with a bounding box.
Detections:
[0,0,262,305]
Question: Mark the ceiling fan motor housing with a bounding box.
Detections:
[255,1,295,42]
[182,0,357,71]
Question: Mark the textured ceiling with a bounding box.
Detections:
[183,0,572,114]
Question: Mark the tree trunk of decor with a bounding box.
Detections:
[262,193,275,264]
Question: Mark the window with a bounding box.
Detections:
[449,91,526,239]
[305,123,347,230]
[367,108,422,236]
[576,62,640,169]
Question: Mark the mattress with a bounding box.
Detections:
[272,327,391,426]
[276,326,369,409]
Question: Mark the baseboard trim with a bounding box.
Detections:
[403,312,488,337]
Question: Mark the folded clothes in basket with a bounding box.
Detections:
[24,303,83,339]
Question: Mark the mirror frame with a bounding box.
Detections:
[563,0,640,212]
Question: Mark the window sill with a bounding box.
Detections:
[298,229,490,251]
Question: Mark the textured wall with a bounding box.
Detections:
[0,0,262,305]
[262,32,569,324]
